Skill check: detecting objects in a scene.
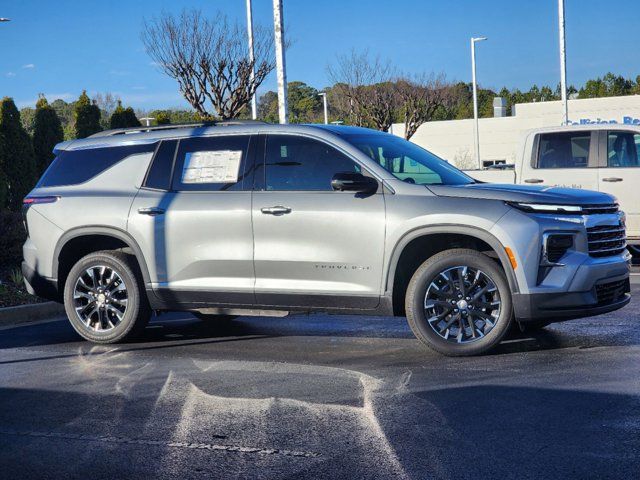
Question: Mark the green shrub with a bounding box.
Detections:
[33,95,64,177]
[0,97,37,211]
[109,101,141,129]
[74,90,102,139]
[0,211,26,270]
[9,267,23,286]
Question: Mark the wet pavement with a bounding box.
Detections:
[0,286,639,479]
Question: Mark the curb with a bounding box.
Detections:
[0,302,66,327]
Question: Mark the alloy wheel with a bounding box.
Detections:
[72,265,128,332]
[424,265,501,344]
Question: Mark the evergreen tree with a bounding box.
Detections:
[109,101,141,129]
[20,107,36,135]
[74,90,101,138]
[148,109,200,124]
[155,111,171,125]
[0,97,37,211]
[0,134,6,210]
[33,95,64,176]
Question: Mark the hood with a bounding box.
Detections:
[427,183,616,205]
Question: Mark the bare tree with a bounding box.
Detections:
[93,92,121,117]
[328,50,399,131]
[142,9,275,120]
[397,74,452,140]
[452,148,477,170]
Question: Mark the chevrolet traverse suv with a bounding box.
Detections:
[22,122,631,355]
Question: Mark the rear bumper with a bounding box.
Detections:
[513,275,631,322]
[22,261,59,302]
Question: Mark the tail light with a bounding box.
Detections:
[23,196,59,205]
[22,196,59,236]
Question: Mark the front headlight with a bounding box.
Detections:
[507,202,583,214]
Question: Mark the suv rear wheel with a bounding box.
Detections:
[405,248,513,356]
[63,251,151,343]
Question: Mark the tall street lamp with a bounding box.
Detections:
[471,36,487,169]
[318,92,328,124]
[273,0,288,124]
[558,0,568,125]
[246,0,257,120]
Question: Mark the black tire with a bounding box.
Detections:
[193,313,238,322]
[63,250,151,343]
[405,248,513,356]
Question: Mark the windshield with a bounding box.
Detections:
[344,133,475,185]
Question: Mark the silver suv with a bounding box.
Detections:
[22,122,632,355]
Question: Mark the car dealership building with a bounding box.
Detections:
[390,94,640,168]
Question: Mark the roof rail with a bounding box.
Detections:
[88,119,266,138]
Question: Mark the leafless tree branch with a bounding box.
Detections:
[328,50,399,130]
[142,9,275,119]
[397,73,452,139]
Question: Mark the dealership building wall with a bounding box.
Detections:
[390,95,640,168]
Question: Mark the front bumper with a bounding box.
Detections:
[22,261,59,302]
[513,274,631,322]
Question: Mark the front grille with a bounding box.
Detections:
[582,203,619,215]
[595,279,629,305]
[587,224,627,257]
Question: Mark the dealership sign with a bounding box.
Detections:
[569,116,640,125]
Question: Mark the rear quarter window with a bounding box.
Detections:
[37,143,157,187]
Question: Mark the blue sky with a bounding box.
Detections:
[1,0,639,110]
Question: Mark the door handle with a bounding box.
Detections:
[138,207,165,216]
[602,177,623,182]
[261,205,292,216]
[524,178,544,184]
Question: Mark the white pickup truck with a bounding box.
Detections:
[465,124,640,257]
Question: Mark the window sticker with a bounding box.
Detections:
[181,150,242,184]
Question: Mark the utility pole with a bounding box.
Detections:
[471,36,487,169]
[319,92,328,124]
[558,0,569,125]
[273,0,288,124]
[246,0,257,120]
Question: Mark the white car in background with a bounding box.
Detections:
[466,125,640,259]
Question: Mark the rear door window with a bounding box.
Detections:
[536,132,591,169]
[171,135,252,192]
[37,143,156,187]
[606,131,640,167]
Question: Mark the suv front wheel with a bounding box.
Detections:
[405,248,513,356]
[63,251,151,343]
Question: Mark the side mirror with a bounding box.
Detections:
[331,172,378,193]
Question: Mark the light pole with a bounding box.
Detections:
[246,0,257,120]
[272,0,288,124]
[471,36,487,169]
[318,92,328,124]
[139,117,155,127]
[558,0,568,125]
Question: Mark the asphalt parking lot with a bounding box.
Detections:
[0,284,638,479]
